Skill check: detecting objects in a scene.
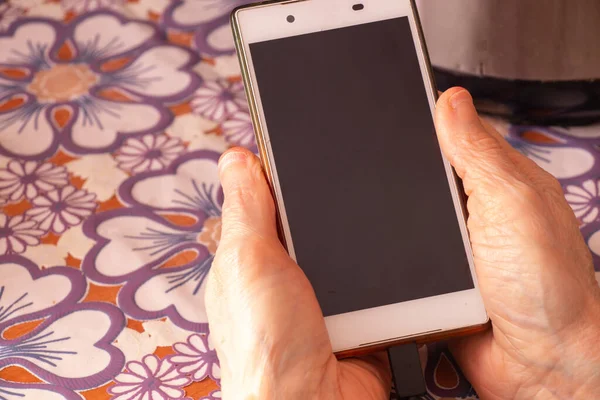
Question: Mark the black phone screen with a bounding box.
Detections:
[249,16,474,317]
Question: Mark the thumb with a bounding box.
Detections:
[434,88,519,192]
[218,147,278,242]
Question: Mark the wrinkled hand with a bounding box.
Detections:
[205,149,390,399]
[436,88,600,399]
[205,88,600,400]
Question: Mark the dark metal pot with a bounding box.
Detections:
[417,0,600,125]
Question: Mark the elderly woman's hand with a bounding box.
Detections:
[205,88,600,400]
[436,88,600,399]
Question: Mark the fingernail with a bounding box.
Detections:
[219,149,248,172]
[449,90,473,110]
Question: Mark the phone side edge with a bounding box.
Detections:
[230,6,291,248]
[335,321,490,359]
[409,0,489,328]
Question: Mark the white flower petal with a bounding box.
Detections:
[148,159,163,171]
[142,134,155,148]
[0,22,56,64]
[566,185,592,200]
[115,372,145,384]
[191,364,208,380]
[23,161,37,174]
[565,193,591,204]
[582,180,596,196]
[172,342,197,356]
[143,354,159,375]
[71,100,163,150]
[189,334,208,353]
[61,210,83,225]
[0,103,56,157]
[32,195,53,206]
[171,0,231,25]
[7,215,24,228]
[37,214,55,231]
[151,390,164,400]
[8,236,25,253]
[61,185,76,197]
[25,184,38,199]
[583,207,599,223]
[159,386,185,398]
[179,360,203,374]
[206,24,235,52]
[110,382,141,394]
[133,158,152,173]
[571,204,589,212]
[51,216,66,234]
[9,184,25,201]
[73,14,155,59]
[118,46,194,98]
[527,146,594,179]
[128,361,149,378]
[7,160,25,175]
[112,389,143,400]
[159,366,181,381]
[155,359,173,378]
[212,363,221,379]
[14,232,41,246]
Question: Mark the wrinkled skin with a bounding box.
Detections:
[205,88,600,400]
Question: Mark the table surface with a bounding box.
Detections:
[1,2,599,399]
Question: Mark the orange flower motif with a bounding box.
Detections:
[27,64,98,103]
[198,216,221,254]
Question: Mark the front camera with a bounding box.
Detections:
[287,15,295,23]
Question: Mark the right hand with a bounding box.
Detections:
[435,88,600,399]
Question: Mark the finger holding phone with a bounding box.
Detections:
[205,0,600,398]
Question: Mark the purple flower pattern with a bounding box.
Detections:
[191,79,247,122]
[222,110,257,152]
[169,333,220,383]
[0,214,44,254]
[115,134,185,174]
[0,380,83,400]
[25,185,97,234]
[0,160,69,202]
[0,2,598,400]
[0,11,201,159]
[161,0,252,56]
[61,0,125,12]
[0,3,24,32]
[108,354,191,400]
[564,179,600,225]
[0,255,125,393]
[83,151,223,332]
[200,389,222,400]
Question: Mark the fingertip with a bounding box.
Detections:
[435,88,475,134]
[218,147,265,194]
[218,147,254,176]
[218,147,277,240]
[448,89,474,110]
[436,87,469,109]
[434,88,512,181]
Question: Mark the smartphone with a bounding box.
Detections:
[231,0,488,355]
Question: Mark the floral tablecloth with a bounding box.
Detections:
[0,1,599,399]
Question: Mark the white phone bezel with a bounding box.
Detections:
[233,0,488,353]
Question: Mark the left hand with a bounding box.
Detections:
[205,148,391,400]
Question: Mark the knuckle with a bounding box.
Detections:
[526,167,565,200]
[226,184,259,207]
[462,122,502,153]
[513,180,542,204]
